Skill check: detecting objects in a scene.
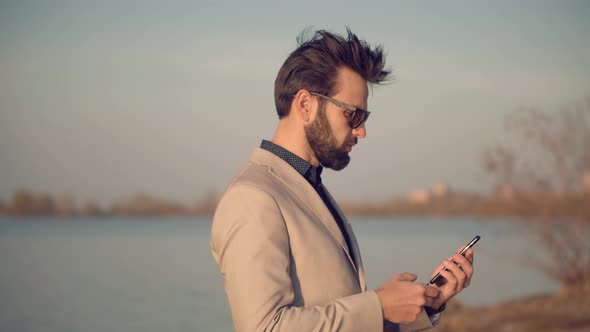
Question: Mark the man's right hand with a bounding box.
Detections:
[375,272,441,324]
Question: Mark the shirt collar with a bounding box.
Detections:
[260,140,323,187]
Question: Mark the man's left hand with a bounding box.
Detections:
[428,246,475,310]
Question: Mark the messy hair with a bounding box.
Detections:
[274,27,391,118]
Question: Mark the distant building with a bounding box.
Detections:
[111,193,186,215]
[54,195,77,215]
[494,184,515,201]
[407,190,430,204]
[432,183,449,197]
[81,201,103,216]
[12,190,56,214]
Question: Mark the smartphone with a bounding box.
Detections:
[429,235,480,286]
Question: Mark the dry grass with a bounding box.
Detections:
[434,291,590,332]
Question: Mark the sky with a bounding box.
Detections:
[1,0,589,206]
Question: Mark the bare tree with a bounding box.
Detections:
[482,97,590,293]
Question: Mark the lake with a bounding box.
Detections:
[0,217,557,332]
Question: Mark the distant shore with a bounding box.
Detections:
[1,188,588,221]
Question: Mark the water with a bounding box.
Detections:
[0,217,557,332]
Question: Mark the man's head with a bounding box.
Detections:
[275,28,391,118]
[274,28,391,170]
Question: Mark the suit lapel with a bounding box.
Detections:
[250,148,357,274]
[321,185,367,290]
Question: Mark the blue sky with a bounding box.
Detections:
[1,0,589,205]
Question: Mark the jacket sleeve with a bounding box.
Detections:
[210,183,384,332]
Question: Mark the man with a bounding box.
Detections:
[210,28,474,332]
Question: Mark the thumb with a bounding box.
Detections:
[393,272,418,282]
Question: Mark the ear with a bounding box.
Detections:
[292,89,315,125]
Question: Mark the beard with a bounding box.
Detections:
[304,106,353,171]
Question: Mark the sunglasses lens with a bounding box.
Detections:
[351,110,367,128]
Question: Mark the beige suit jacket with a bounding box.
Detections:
[210,148,434,332]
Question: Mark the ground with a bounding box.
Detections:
[433,290,590,332]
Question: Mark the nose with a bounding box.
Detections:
[352,122,366,139]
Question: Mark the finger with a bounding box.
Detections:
[443,260,466,290]
[453,253,474,278]
[454,253,474,288]
[423,296,436,308]
[439,267,459,292]
[393,272,418,282]
[452,253,468,270]
[423,285,441,298]
[464,248,474,264]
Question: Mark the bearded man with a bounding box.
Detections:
[210,28,474,332]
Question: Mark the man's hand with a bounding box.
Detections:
[428,246,475,310]
[376,272,441,324]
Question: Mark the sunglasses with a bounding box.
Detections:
[310,93,370,129]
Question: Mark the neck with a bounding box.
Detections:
[271,119,320,167]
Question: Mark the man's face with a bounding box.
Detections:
[305,67,368,171]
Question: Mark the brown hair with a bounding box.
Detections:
[274,27,391,118]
